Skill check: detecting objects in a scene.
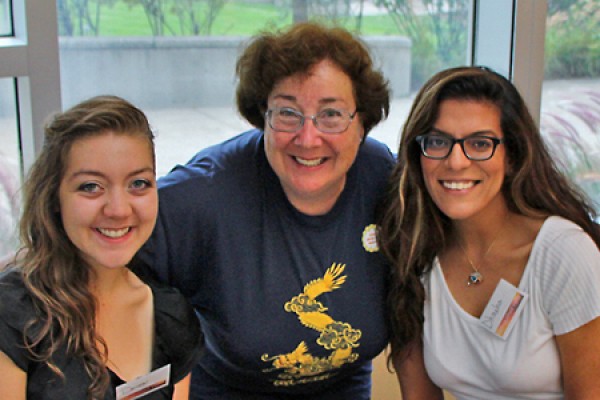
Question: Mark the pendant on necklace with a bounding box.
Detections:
[467,271,483,286]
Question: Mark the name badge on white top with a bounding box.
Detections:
[480,279,528,339]
[116,364,171,400]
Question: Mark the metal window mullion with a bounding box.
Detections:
[512,0,547,125]
[6,0,61,174]
[471,0,547,125]
[472,0,515,78]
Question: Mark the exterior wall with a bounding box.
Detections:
[58,35,411,109]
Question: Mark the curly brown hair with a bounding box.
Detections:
[378,66,600,365]
[17,95,154,399]
[235,21,390,135]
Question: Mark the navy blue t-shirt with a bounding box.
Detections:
[136,129,394,399]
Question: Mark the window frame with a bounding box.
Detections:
[472,0,547,124]
[0,0,61,174]
[0,0,547,170]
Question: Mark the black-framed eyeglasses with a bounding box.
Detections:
[415,132,504,161]
[265,107,357,134]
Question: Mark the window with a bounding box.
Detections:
[0,0,61,263]
[55,0,471,176]
[0,0,11,36]
[0,78,20,264]
[7,1,595,262]
[0,0,19,263]
[0,0,17,263]
[540,0,600,214]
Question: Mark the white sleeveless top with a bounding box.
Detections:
[423,217,600,400]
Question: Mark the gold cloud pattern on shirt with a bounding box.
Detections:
[261,263,361,386]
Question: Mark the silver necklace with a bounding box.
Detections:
[458,218,509,287]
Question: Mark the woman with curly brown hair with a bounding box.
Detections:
[133,22,394,399]
[0,95,203,399]
[379,66,600,399]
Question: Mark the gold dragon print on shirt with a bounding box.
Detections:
[261,263,362,386]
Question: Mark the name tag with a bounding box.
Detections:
[480,279,528,339]
[116,364,171,400]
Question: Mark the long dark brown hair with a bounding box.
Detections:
[378,66,600,363]
[16,95,154,399]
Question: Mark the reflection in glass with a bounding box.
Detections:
[0,0,11,36]
[541,0,600,214]
[0,78,21,264]
[55,1,470,175]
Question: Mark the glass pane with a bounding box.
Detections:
[541,0,600,215]
[56,0,470,176]
[0,78,21,265]
[0,0,12,36]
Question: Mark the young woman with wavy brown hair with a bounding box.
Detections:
[378,66,600,399]
[0,95,203,399]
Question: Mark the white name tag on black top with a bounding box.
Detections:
[116,364,171,400]
[480,279,528,339]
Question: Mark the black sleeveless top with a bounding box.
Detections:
[0,269,204,399]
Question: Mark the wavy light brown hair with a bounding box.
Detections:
[16,95,154,399]
[235,21,390,135]
[378,66,600,364]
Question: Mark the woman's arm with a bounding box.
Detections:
[0,351,26,400]
[394,342,444,400]
[556,316,600,399]
[172,373,191,400]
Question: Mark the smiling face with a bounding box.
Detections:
[263,59,364,215]
[58,132,158,272]
[420,99,508,222]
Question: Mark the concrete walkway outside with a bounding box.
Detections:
[147,78,600,178]
[147,97,412,178]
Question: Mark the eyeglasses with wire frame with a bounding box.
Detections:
[265,107,357,134]
[415,132,505,161]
